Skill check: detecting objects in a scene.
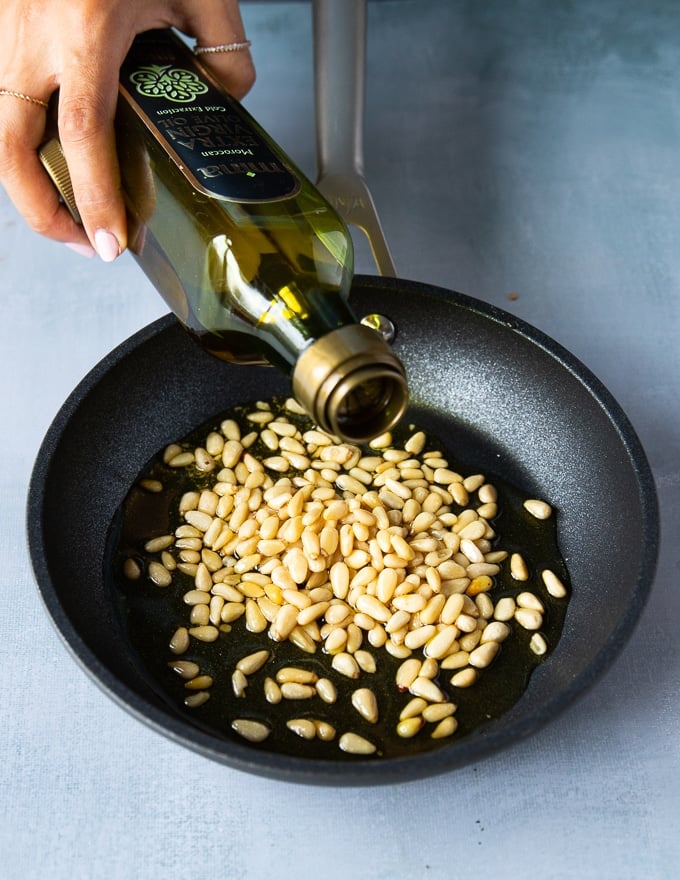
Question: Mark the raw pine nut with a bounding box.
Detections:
[231,718,270,742]
[276,667,318,685]
[510,553,529,581]
[331,652,361,679]
[431,716,458,739]
[185,675,213,690]
[144,535,174,553]
[514,608,543,630]
[352,688,379,723]
[396,658,422,690]
[184,692,210,708]
[530,632,548,655]
[169,626,190,655]
[400,697,428,720]
[422,702,456,723]
[315,678,337,704]
[450,667,478,688]
[542,568,568,598]
[148,561,172,587]
[494,597,516,621]
[339,732,377,755]
[469,641,500,668]
[232,669,248,697]
[523,498,553,519]
[264,677,282,704]
[397,716,425,738]
[410,676,446,703]
[314,720,336,741]
[517,592,545,612]
[123,557,141,580]
[280,682,316,700]
[168,660,200,679]
[236,650,270,675]
[424,626,459,660]
[481,621,511,644]
[269,604,298,641]
[183,589,210,606]
[189,625,220,642]
[287,718,317,739]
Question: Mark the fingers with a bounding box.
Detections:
[0,95,93,250]
[56,15,131,261]
[179,0,256,99]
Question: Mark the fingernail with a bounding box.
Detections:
[94,228,121,263]
[65,241,96,258]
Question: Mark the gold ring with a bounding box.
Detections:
[0,88,49,108]
[193,40,252,55]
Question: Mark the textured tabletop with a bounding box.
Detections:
[1,2,678,878]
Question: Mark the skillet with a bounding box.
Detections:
[27,2,658,784]
[27,273,658,785]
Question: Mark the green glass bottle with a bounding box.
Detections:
[40,29,407,443]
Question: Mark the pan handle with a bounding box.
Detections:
[312,0,397,277]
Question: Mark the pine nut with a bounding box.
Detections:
[524,498,553,519]
[231,718,270,742]
[184,692,210,708]
[542,568,568,598]
[530,632,548,655]
[280,682,316,699]
[517,591,545,612]
[410,676,446,703]
[469,641,500,668]
[514,608,543,630]
[397,716,425,738]
[339,732,377,754]
[431,716,458,739]
[315,678,337,704]
[287,718,317,739]
[352,687,379,723]
[236,649,270,675]
[422,702,456,723]
[331,652,361,679]
[510,552,529,581]
[450,667,478,688]
[148,561,172,587]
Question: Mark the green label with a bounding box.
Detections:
[120,32,299,202]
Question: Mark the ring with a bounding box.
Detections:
[194,40,252,56]
[0,88,49,108]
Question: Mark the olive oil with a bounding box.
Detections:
[40,29,408,443]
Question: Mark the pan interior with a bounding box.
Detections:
[27,276,658,783]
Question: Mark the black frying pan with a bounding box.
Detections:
[26,1,658,784]
[27,274,658,785]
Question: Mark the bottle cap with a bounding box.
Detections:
[292,323,409,444]
[38,139,81,224]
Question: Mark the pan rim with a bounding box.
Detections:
[26,274,659,785]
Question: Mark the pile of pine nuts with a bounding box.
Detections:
[125,397,567,756]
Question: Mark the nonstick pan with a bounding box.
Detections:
[27,2,658,784]
[27,274,658,785]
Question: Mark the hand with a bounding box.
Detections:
[0,0,255,260]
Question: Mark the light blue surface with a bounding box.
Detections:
[1,2,678,878]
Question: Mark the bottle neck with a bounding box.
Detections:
[292,323,408,443]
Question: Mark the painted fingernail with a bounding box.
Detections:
[65,241,96,258]
[94,228,121,262]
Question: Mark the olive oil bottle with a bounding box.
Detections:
[40,29,407,443]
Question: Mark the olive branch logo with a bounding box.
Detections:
[130,64,208,103]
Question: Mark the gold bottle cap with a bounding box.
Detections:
[292,323,409,444]
[38,138,81,224]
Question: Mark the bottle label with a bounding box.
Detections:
[119,31,300,202]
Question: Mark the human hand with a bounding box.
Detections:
[0,0,255,260]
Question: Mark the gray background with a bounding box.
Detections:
[1,1,678,877]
